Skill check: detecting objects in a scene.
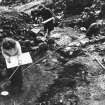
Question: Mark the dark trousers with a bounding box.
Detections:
[7,66,23,90]
[44,20,54,36]
[0,56,23,94]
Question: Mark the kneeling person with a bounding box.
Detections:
[1,37,23,93]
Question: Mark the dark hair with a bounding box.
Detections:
[2,37,16,50]
[38,4,45,10]
[31,9,40,17]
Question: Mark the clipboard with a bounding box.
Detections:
[6,52,33,69]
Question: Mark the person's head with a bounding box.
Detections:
[2,37,16,50]
[38,4,45,11]
[31,9,40,19]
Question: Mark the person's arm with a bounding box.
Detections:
[15,41,22,65]
[15,41,22,56]
[1,47,11,63]
[47,8,61,23]
[48,8,61,21]
[47,8,56,18]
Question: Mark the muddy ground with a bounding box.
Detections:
[0,1,105,105]
[0,25,105,105]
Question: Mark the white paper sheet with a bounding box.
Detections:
[6,52,33,68]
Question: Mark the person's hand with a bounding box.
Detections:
[7,58,11,63]
[17,55,22,65]
[18,59,22,65]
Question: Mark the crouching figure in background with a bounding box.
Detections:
[86,20,103,39]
